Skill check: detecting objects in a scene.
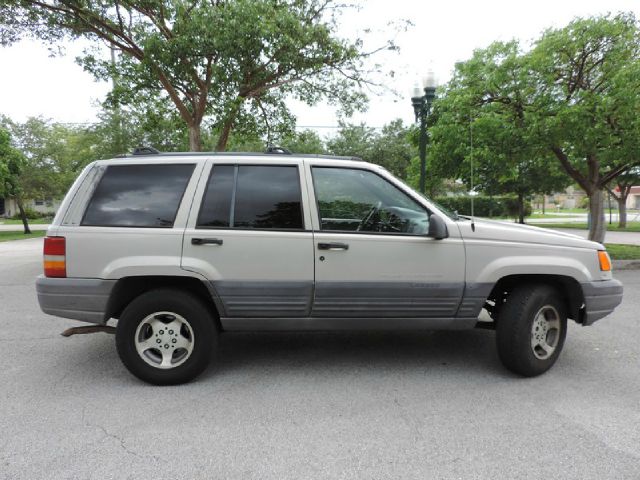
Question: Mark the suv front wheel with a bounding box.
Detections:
[496,285,568,377]
[116,289,217,385]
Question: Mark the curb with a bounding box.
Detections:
[613,260,640,271]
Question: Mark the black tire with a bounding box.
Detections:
[116,289,217,385]
[496,284,567,377]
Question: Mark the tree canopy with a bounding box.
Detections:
[0,126,30,232]
[529,13,640,241]
[427,41,569,222]
[427,13,640,239]
[327,119,414,178]
[0,0,388,151]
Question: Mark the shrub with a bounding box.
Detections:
[11,207,41,220]
[434,195,531,219]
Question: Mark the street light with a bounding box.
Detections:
[411,71,437,194]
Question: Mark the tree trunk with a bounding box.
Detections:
[188,124,202,152]
[215,100,243,152]
[588,189,606,243]
[16,196,31,234]
[517,193,525,224]
[617,197,627,229]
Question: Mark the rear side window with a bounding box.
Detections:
[82,164,195,228]
[197,165,303,230]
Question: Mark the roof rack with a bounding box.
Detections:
[116,146,362,162]
[265,146,292,155]
[132,146,161,156]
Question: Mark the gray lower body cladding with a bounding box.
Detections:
[36,277,488,326]
[37,276,622,329]
[36,276,115,324]
[581,279,624,325]
[210,281,473,319]
[311,282,466,318]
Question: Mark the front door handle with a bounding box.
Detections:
[318,242,349,251]
[192,238,223,246]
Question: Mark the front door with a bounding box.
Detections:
[307,165,466,320]
[182,161,314,319]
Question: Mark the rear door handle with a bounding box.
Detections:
[192,238,223,246]
[318,242,349,250]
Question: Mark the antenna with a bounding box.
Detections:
[469,114,476,232]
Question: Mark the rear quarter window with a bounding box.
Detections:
[81,164,195,228]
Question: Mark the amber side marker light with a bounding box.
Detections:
[43,236,66,278]
[598,250,611,272]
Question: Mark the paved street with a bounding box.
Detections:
[1,238,639,479]
[0,224,49,231]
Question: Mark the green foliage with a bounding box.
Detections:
[528,13,640,241]
[327,120,414,178]
[0,126,26,198]
[434,195,532,219]
[427,41,569,203]
[279,130,325,155]
[426,13,640,238]
[10,207,40,220]
[0,0,385,150]
[1,116,97,200]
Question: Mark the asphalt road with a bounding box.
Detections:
[1,238,639,480]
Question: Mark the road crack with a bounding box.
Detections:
[81,407,161,462]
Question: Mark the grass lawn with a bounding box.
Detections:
[605,244,640,260]
[0,230,46,242]
[527,213,583,219]
[0,217,52,225]
[528,222,640,232]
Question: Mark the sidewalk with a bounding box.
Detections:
[0,224,49,231]
[546,227,640,246]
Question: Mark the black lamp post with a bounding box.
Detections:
[411,71,437,194]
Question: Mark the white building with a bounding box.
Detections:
[0,197,62,218]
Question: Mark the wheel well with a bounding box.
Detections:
[487,274,585,323]
[104,276,221,329]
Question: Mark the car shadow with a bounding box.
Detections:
[51,327,512,385]
[202,328,507,380]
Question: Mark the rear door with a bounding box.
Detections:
[307,163,466,320]
[181,159,314,319]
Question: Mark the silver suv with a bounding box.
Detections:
[36,151,623,384]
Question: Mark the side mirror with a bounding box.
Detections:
[427,214,449,240]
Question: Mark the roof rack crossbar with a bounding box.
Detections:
[265,146,292,155]
[132,146,161,156]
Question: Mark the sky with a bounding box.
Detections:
[0,0,638,134]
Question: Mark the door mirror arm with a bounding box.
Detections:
[427,214,449,240]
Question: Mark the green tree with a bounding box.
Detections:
[529,13,640,242]
[427,41,568,222]
[0,127,30,233]
[0,0,384,151]
[279,129,325,154]
[327,120,414,178]
[605,167,640,228]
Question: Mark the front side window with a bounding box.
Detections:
[312,167,429,234]
[82,164,195,228]
[197,165,304,230]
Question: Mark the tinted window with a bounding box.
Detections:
[312,167,429,234]
[82,164,194,228]
[234,166,303,229]
[197,165,234,228]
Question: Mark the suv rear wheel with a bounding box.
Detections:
[496,285,567,377]
[116,289,217,385]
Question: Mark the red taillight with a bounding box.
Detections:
[43,236,66,278]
